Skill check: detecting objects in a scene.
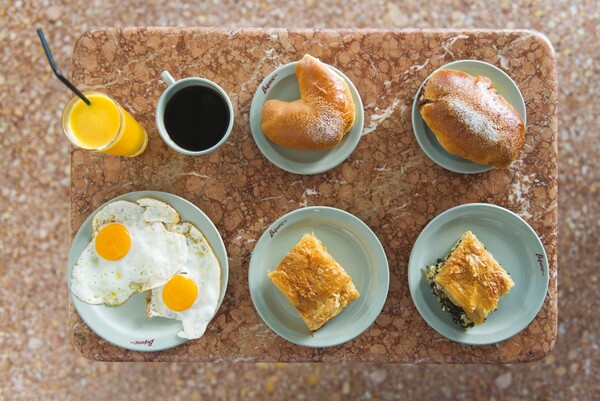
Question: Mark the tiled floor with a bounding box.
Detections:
[0,1,597,399]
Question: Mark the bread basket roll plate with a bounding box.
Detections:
[250,60,364,175]
[411,60,526,174]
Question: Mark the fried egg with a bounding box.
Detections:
[146,222,221,339]
[71,199,188,306]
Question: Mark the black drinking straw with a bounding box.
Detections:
[37,28,91,105]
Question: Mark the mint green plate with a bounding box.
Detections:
[249,206,389,347]
[408,203,549,345]
[250,61,364,175]
[411,60,526,174]
[67,191,228,352]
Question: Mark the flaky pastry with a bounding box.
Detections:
[268,233,360,331]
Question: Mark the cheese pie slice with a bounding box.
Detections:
[268,233,360,331]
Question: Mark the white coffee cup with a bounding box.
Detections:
[156,71,234,156]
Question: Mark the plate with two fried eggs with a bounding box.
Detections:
[67,191,228,351]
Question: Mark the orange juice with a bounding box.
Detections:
[62,91,148,157]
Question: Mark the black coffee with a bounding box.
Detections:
[164,86,230,151]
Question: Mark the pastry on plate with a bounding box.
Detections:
[261,54,355,151]
[425,231,515,329]
[418,69,525,168]
[268,232,360,331]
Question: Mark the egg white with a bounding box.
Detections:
[71,199,188,306]
[146,222,221,339]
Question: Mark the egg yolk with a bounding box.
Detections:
[95,223,131,261]
[162,275,198,312]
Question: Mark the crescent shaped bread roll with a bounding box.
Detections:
[418,69,525,168]
[261,54,355,150]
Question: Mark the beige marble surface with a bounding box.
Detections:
[68,28,558,363]
[0,0,597,399]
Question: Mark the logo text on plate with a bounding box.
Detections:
[535,253,545,276]
[131,339,154,347]
[269,219,287,238]
[262,74,278,94]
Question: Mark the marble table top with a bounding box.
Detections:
[68,27,557,362]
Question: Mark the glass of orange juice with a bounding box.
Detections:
[62,91,148,157]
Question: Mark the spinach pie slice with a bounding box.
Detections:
[425,231,514,329]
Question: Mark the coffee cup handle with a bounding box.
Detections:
[160,71,176,86]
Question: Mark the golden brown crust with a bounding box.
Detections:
[267,233,360,331]
[261,54,355,150]
[434,231,514,325]
[418,69,525,168]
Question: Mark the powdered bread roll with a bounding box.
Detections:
[418,69,525,168]
[261,55,355,151]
